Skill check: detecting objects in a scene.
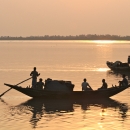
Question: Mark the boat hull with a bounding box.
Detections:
[4,83,130,99]
[106,61,130,71]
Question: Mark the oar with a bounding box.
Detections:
[0,77,32,98]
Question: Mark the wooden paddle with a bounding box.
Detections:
[0,77,32,98]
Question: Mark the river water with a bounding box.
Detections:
[0,40,130,130]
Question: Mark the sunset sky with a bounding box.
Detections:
[1,0,130,36]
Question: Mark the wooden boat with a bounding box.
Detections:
[4,83,130,99]
[106,61,130,71]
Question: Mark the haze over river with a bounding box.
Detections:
[0,40,130,130]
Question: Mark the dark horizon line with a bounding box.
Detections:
[1,34,130,40]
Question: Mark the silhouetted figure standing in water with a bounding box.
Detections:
[30,67,40,88]
[81,78,92,91]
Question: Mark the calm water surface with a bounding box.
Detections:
[0,41,130,130]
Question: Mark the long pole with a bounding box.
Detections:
[0,77,32,98]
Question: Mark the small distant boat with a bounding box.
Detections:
[106,61,130,71]
[4,82,130,99]
[106,56,130,71]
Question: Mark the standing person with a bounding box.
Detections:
[30,67,40,88]
[36,78,44,89]
[119,74,128,87]
[81,78,92,91]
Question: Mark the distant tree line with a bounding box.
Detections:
[1,34,130,40]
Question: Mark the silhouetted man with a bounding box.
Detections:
[119,74,128,87]
[81,78,92,91]
[36,78,44,89]
[30,67,40,88]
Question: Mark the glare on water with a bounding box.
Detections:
[0,40,130,130]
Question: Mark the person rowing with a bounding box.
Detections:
[30,67,40,88]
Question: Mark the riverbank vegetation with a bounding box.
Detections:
[1,34,130,40]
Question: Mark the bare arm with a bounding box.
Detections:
[88,83,93,90]
[37,71,40,76]
[30,71,32,76]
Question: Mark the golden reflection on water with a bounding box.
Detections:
[93,40,116,44]
[0,97,129,130]
[80,40,130,44]
[100,108,107,116]
[95,68,110,72]
[0,41,130,130]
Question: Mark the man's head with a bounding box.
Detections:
[102,79,105,82]
[122,74,126,78]
[84,78,86,82]
[39,78,42,82]
[34,67,36,70]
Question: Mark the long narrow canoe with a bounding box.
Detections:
[4,83,130,99]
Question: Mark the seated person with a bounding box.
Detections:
[98,79,108,90]
[81,78,92,91]
[36,78,45,89]
[119,74,128,87]
[128,56,130,64]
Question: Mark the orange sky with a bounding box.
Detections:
[0,0,130,36]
